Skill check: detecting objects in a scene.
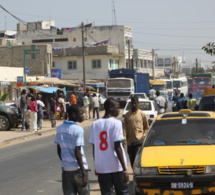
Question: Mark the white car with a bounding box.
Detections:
[123,98,158,125]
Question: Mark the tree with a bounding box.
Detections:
[202,42,215,56]
[0,91,9,101]
[191,67,205,74]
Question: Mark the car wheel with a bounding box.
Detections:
[0,115,10,131]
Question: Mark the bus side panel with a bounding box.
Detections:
[136,73,150,94]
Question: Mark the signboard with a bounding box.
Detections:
[17,76,23,82]
[51,69,61,79]
[26,45,40,59]
[26,68,30,74]
[0,82,10,86]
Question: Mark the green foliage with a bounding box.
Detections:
[0,91,9,101]
[202,42,215,56]
[191,67,205,74]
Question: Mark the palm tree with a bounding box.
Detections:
[0,91,9,101]
[202,42,215,56]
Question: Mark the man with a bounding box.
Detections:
[55,104,89,195]
[154,90,166,114]
[172,92,179,112]
[149,86,156,100]
[124,97,149,168]
[49,93,56,128]
[89,98,129,195]
[92,93,100,119]
[86,88,92,119]
[70,91,77,105]
[20,89,27,131]
[176,93,187,110]
[187,93,197,111]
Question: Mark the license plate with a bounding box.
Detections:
[171,182,193,189]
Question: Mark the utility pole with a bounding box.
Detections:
[128,39,131,69]
[196,58,198,73]
[81,22,86,91]
[152,49,155,80]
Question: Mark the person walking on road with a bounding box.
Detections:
[36,95,45,130]
[154,91,166,114]
[83,92,89,120]
[55,104,89,195]
[49,94,56,128]
[176,93,187,110]
[58,93,65,120]
[89,98,129,195]
[70,91,77,105]
[149,86,156,100]
[20,89,27,131]
[187,93,197,111]
[86,89,92,119]
[92,93,100,119]
[30,96,38,132]
[124,96,149,169]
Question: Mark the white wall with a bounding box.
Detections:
[0,67,23,82]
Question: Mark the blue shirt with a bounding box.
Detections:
[177,98,187,110]
[54,120,88,171]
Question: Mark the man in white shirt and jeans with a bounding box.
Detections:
[154,90,167,114]
[89,98,129,195]
[92,93,100,119]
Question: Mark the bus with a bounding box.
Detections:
[172,77,188,96]
[158,79,173,100]
[150,80,168,100]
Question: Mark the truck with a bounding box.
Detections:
[192,73,214,99]
[107,69,150,103]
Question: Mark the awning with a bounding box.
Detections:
[32,86,59,94]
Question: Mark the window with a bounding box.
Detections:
[165,58,171,66]
[52,61,55,68]
[157,58,164,67]
[55,38,68,42]
[73,38,76,42]
[115,60,119,69]
[84,37,87,42]
[32,39,53,43]
[109,59,113,70]
[68,61,77,70]
[141,60,143,68]
[92,60,101,69]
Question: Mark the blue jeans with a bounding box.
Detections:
[21,108,26,130]
[93,107,99,119]
[98,171,129,195]
[62,169,89,195]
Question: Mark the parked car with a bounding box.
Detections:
[198,95,215,111]
[127,93,148,101]
[133,109,215,195]
[0,103,21,131]
[123,98,157,125]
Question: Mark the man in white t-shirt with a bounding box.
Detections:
[154,90,166,114]
[89,98,129,195]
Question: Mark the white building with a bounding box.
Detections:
[0,30,17,46]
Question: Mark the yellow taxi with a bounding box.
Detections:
[133,109,215,195]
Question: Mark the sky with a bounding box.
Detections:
[0,0,215,67]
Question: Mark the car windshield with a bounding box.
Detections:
[194,78,211,85]
[152,85,166,91]
[173,81,181,88]
[129,94,146,99]
[166,81,173,89]
[107,79,132,88]
[126,102,151,111]
[199,96,215,111]
[144,119,215,146]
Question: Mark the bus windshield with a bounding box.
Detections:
[152,85,166,91]
[107,79,132,88]
[173,81,181,88]
[193,78,211,85]
[166,81,173,89]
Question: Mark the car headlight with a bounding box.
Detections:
[206,166,215,174]
[141,167,158,175]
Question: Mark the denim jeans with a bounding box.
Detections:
[98,171,129,195]
[21,108,26,130]
[93,107,99,119]
[50,111,56,127]
[62,169,89,195]
[127,145,140,169]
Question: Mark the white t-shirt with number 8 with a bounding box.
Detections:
[89,117,127,174]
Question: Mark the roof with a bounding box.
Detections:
[126,98,151,102]
[29,77,63,85]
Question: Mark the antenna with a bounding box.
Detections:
[112,0,117,25]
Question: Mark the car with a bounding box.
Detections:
[198,95,215,111]
[127,93,148,100]
[133,109,215,195]
[123,98,157,125]
[0,104,21,131]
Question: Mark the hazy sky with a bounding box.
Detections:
[0,0,215,67]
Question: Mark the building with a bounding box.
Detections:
[17,21,134,80]
[0,30,17,46]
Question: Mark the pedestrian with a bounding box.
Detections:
[58,93,65,120]
[83,92,89,120]
[70,91,77,105]
[26,92,33,106]
[54,104,89,195]
[124,96,149,168]
[86,88,92,119]
[187,93,197,111]
[154,90,166,114]
[64,98,70,120]
[20,89,27,131]
[25,105,31,131]
[89,98,129,195]
[49,93,56,128]
[92,93,100,119]
[149,86,156,100]
[176,93,187,110]
[36,95,45,130]
[30,96,38,132]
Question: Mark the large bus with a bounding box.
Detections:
[150,80,168,100]
[158,79,173,100]
[172,77,188,96]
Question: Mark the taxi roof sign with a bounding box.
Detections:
[179,109,192,114]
